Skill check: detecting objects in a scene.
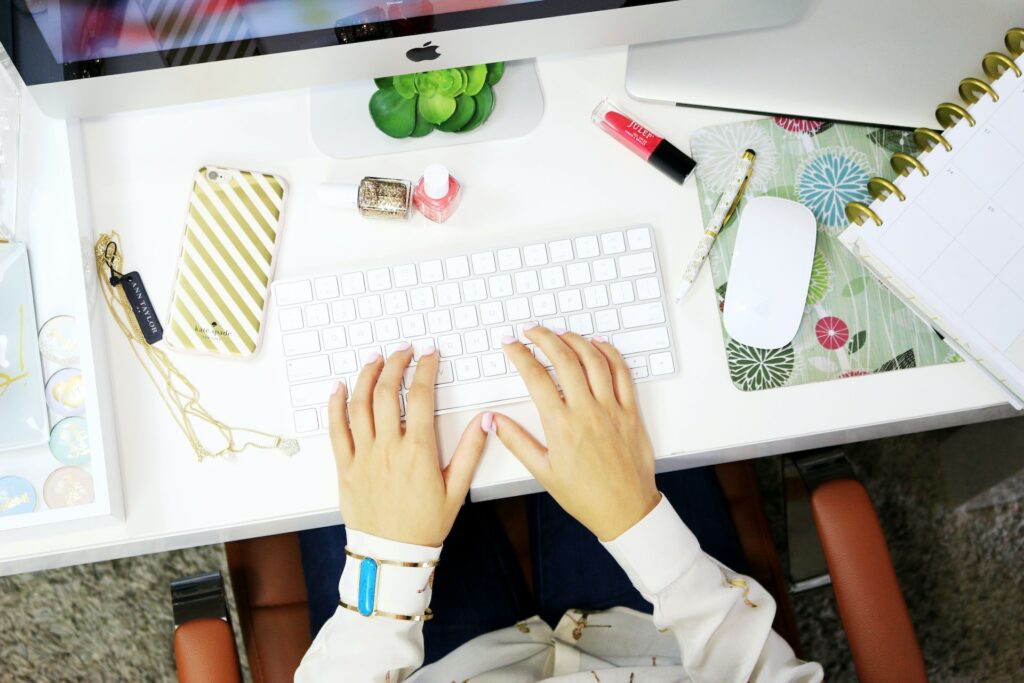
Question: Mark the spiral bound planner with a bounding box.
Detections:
[841,28,1024,407]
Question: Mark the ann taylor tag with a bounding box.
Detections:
[115,271,164,344]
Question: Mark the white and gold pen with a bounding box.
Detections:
[676,149,756,302]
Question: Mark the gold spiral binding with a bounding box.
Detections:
[1007,28,1024,57]
[867,177,905,202]
[935,102,975,129]
[913,128,951,152]
[845,202,882,227]
[891,152,929,177]
[982,51,1021,80]
[959,77,998,104]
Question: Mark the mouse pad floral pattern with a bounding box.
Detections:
[691,118,958,391]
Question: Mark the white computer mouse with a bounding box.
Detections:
[723,197,817,350]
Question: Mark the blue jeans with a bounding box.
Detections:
[299,466,746,666]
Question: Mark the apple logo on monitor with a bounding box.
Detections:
[406,41,441,62]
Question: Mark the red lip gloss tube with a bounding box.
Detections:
[592,98,696,184]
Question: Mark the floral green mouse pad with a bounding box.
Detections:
[690,117,959,391]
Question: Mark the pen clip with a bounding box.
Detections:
[721,149,756,228]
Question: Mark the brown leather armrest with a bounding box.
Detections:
[174,617,242,683]
[811,479,928,683]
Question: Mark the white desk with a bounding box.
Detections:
[1,47,1014,576]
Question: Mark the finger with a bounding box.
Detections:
[524,324,591,405]
[442,411,492,504]
[592,335,636,409]
[557,331,616,405]
[350,352,383,453]
[501,334,563,416]
[327,380,354,471]
[373,343,413,439]
[491,413,550,483]
[406,343,439,438]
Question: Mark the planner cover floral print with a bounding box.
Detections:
[691,118,957,391]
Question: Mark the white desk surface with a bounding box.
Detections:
[2,47,1015,575]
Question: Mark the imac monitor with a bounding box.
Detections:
[0,0,808,118]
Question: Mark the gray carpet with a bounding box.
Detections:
[1,418,1021,681]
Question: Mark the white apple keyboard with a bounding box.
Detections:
[271,225,677,435]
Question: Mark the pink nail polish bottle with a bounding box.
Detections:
[413,163,461,224]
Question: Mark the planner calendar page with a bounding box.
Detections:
[842,50,1024,403]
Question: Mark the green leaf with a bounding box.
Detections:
[438,94,476,132]
[369,88,417,138]
[418,92,458,125]
[486,61,504,86]
[409,111,434,137]
[867,128,917,156]
[442,68,466,97]
[374,76,394,89]
[393,74,417,99]
[463,64,488,96]
[841,276,866,298]
[805,251,831,306]
[414,71,446,96]
[847,330,867,354]
[458,83,495,133]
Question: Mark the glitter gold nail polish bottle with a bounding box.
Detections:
[319,177,413,220]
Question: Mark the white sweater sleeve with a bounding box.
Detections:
[294,529,440,683]
[601,495,824,683]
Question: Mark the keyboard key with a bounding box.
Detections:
[630,366,650,380]
[482,353,507,377]
[601,231,626,254]
[514,270,540,294]
[287,355,331,383]
[319,406,329,427]
[568,313,594,335]
[612,327,670,354]
[420,260,444,283]
[412,338,436,360]
[453,306,479,329]
[374,318,400,341]
[445,256,471,279]
[626,226,652,250]
[331,299,356,322]
[463,278,487,302]
[625,356,647,369]
[437,361,455,384]
[304,303,330,327]
[410,287,436,311]
[636,277,661,301]
[619,252,657,277]
[557,289,583,313]
[542,317,567,332]
[472,251,497,275]
[609,281,635,304]
[340,273,366,296]
[276,281,313,306]
[649,351,675,376]
[401,314,426,337]
[621,302,666,328]
[595,309,620,333]
[383,291,409,314]
[322,326,348,350]
[279,308,303,332]
[523,244,547,266]
[333,350,358,374]
[436,283,461,306]
[490,325,514,349]
[566,263,591,286]
[531,293,557,317]
[583,285,609,308]
[465,329,489,353]
[315,276,339,300]
[479,301,505,325]
[359,346,383,365]
[349,322,373,346]
[427,310,453,333]
[393,263,418,287]
[575,235,600,258]
[488,274,514,297]
[290,380,335,407]
[592,258,617,282]
[357,295,383,318]
[540,266,566,290]
[549,239,574,262]
[283,330,320,356]
[506,297,531,321]
[497,248,522,271]
[455,357,481,381]
[433,374,530,411]
[438,334,463,358]
[367,268,392,292]
[293,408,318,433]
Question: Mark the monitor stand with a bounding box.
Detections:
[310,59,544,160]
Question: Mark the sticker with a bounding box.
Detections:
[49,416,91,466]
[0,476,36,516]
[43,467,95,508]
[45,367,86,417]
[38,315,80,366]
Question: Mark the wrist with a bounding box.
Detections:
[595,488,663,542]
[339,529,442,619]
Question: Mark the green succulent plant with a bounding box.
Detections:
[369,62,503,138]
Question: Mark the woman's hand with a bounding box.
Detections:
[494,325,661,541]
[327,343,491,548]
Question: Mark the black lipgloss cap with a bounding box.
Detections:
[650,142,697,184]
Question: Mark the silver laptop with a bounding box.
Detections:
[627,0,1023,129]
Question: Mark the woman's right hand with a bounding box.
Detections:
[491,324,661,541]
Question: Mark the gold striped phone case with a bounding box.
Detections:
[166,166,287,358]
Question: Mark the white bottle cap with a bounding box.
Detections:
[318,183,359,209]
[423,164,451,200]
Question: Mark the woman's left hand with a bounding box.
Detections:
[326,344,491,548]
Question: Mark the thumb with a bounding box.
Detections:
[492,412,549,482]
[443,411,492,503]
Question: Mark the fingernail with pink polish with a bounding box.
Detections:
[592,335,608,343]
[481,412,495,433]
[421,344,437,356]
[501,335,517,345]
[363,352,381,365]
[554,327,567,336]
[330,380,341,396]
[523,321,539,331]
[396,341,411,352]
